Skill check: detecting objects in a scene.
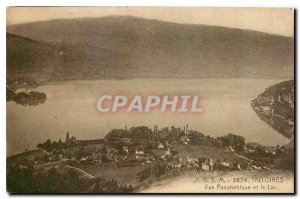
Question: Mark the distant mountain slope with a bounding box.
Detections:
[7,33,86,86]
[7,16,294,82]
[7,33,61,84]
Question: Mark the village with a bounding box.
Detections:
[9,123,287,185]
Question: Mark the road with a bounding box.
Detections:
[66,165,96,179]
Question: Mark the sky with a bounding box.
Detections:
[7,7,294,37]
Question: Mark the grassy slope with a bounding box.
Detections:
[7,149,47,165]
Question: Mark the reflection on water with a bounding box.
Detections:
[7,78,291,156]
[7,88,47,106]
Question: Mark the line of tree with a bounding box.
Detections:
[7,165,133,193]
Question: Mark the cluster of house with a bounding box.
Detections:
[31,123,287,175]
[34,129,233,173]
[252,96,274,117]
[170,156,234,171]
[242,142,291,170]
[245,143,285,158]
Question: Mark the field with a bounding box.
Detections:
[172,144,249,165]
[78,164,151,187]
[83,143,104,150]
[7,149,47,166]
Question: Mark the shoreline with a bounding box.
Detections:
[9,77,292,90]
[250,103,293,141]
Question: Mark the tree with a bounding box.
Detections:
[66,132,70,142]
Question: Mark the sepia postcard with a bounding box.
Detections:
[6,7,295,193]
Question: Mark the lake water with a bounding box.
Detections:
[7,78,291,156]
